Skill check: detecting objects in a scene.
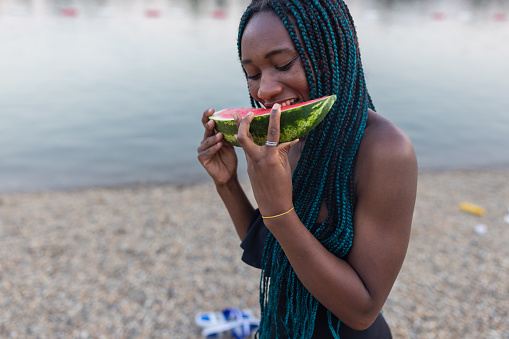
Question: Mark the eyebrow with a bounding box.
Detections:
[241,48,295,65]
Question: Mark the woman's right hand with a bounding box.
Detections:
[197,108,238,185]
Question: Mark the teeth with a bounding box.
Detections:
[280,99,295,108]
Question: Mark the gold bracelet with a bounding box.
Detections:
[262,207,295,219]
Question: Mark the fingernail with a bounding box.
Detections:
[273,103,280,110]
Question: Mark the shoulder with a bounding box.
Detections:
[355,109,417,195]
[359,109,415,163]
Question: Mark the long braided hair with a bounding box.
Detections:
[237,1,373,337]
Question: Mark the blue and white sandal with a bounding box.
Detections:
[195,308,260,339]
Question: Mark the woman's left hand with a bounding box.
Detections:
[234,104,299,217]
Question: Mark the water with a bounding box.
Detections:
[1,0,508,193]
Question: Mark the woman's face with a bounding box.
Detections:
[240,11,310,109]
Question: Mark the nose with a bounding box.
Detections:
[257,73,283,102]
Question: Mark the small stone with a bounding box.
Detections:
[474,224,488,235]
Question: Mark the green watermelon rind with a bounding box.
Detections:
[210,95,337,147]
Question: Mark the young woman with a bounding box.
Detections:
[197,0,418,337]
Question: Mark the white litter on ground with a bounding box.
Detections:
[474,224,488,235]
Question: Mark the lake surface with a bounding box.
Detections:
[1,0,508,193]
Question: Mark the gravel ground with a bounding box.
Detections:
[0,169,508,339]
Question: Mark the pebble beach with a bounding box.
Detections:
[0,169,508,339]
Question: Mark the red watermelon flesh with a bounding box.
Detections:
[213,97,328,120]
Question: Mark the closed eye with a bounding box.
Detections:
[276,56,298,71]
[245,55,298,80]
[247,73,261,80]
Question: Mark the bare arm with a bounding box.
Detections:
[197,108,256,240]
[215,177,255,240]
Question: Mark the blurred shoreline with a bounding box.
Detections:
[2,163,509,195]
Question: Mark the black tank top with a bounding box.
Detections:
[240,210,393,339]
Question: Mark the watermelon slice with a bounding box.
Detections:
[209,95,336,147]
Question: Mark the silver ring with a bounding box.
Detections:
[265,140,278,147]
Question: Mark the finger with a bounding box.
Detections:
[266,104,281,145]
[202,119,216,142]
[232,112,254,144]
[235,111,258,153]
[277,138,300,160]
[197,140,223,163]
[281,138,300,153]
[199,132,223,152]
[201,120,216,143]
[202,108,215,126]
[202,109,216,140]
[233,111,241,129]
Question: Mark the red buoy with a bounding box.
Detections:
[61,8,77,17]
[145,9,161,18]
